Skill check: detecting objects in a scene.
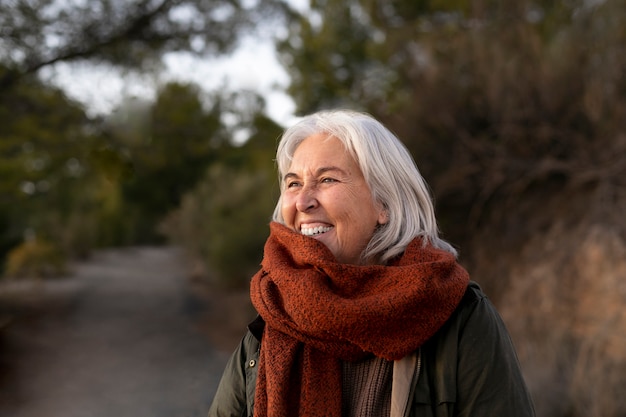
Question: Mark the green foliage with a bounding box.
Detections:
[0,74,103,271]
[280,0,473,113]
[160,113,283,288]
[279,1,372,113]
[0,70,281,278]
[105,83,227,243]
[4,238,67,279]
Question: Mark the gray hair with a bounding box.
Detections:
[272,109,457,262]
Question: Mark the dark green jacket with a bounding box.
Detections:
[208,282,536,417]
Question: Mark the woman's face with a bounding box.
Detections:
[280,133,388,264]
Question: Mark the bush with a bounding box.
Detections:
[4,238,67,279]
[161,164,277,288]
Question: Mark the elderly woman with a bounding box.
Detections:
[208,110,535,417]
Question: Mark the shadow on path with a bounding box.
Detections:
[0,247,250,417]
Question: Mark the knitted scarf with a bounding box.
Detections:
[250,222,470,417]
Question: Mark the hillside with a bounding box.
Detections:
[465,182,626,417]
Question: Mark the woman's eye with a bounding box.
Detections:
[321,177,337,183]
[287,181,301,188]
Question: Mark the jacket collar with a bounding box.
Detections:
[248,315,265,341]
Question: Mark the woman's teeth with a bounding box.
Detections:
[301,226,333,236]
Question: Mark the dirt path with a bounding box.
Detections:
[0,247,254,417]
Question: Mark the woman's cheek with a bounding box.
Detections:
[281,195,296,224]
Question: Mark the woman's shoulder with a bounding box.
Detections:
[461,280,487,304]
[455,280,493,320]
[427,280,504,346]
[463,281,487,302]
[440,280,517,356]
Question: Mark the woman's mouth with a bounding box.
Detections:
[300,226,333,236]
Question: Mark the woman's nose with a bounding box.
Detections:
[295,187,318,212]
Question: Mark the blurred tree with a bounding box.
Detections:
[0,0,290,272]
[0,76,279,274]
[279,0,587,116]
[278,0,470,114]
[0,0,285,91]
[0,74,103,268]
[160,94,283,287]
[105,82,227,243]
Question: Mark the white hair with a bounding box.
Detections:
[272,109,457,262]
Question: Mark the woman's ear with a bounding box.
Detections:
[377,208,389,225]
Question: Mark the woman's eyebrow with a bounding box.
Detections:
[283,166,347,182]
[283,172,299,182]
[316,166,346,176]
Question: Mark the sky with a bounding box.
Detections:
[43,2,309,127]
[163,34,297,126]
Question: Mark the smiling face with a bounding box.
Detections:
[280,133,388,264]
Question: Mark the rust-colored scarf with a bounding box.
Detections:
[250,222,470,417]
